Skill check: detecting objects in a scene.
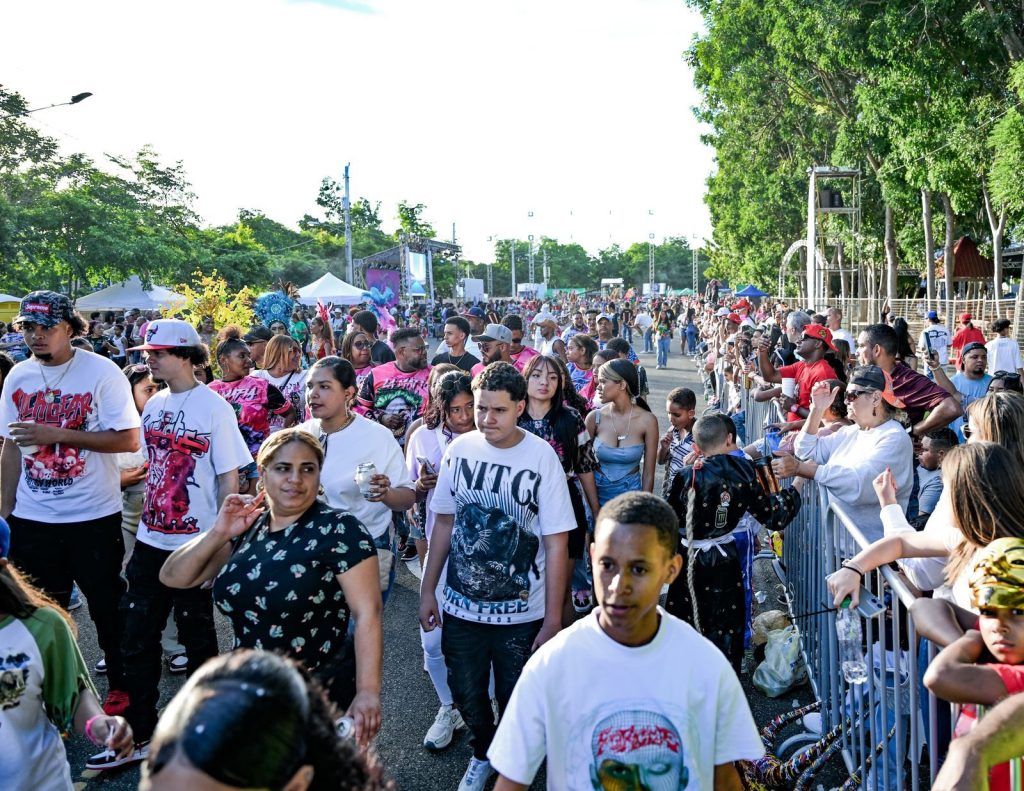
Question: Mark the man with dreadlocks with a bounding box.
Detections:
[666,412,802,672]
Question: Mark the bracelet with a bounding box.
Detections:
[842,560,865,578]
[85,714,104,745]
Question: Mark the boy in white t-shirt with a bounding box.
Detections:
[420,362,575,791]
[488,491,764,791]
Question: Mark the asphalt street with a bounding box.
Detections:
[66,338,841,790]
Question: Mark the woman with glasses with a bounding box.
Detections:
[987,370,1024,394]
[772,365,913,542]
[341,330,376,391]
[252,335,307,430]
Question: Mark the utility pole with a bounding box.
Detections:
[343,163,353,283]
[648,234,656,289]
[511,240,518,297]
[543,250,549,284]
[528,235,535,286]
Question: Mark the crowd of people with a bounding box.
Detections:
[0,285,1022,790]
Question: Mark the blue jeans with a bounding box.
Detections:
[657,336,671,367]
[643,328,654,353]
[595,468,642,507]
[622,327,633,346]
[442,617,542,759]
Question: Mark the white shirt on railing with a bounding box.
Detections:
[793,419,913,543]
[879,498,975,610]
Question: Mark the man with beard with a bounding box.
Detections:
[946,341,992,441]
[0,291,141,719]
[471,324,524,375]
[356,327,431,446]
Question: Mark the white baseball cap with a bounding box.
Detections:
[128,318,202,351]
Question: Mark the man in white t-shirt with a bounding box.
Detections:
[825,306,856,355]
[488,492,763,791]
[918,310,952,368]
[985,318,1024,377]
[420,362,575,791]
[0,291,141,717]
[634,309,654,353]
[90,319,251,770]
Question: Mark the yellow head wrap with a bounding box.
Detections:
[969,537,1024,610]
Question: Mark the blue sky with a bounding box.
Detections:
[5,0,712,264]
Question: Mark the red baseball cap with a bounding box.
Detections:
[726,312,742,324]
[731,299,751,310]
[960,313,972,323]
[802,323,836,351]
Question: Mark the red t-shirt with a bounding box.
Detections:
[953,663,1024,791]
[951,326,986,360]
[778,359,835,421]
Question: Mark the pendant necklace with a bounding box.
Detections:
[39,351,77,404]
[608,405,633,446]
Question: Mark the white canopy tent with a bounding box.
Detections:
[75,276,184,312]
[296,273,366,305]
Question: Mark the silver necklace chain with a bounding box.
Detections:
[39,350,77,403]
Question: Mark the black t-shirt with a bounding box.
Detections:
[213,502,375,674]
[370,339,396,365]
[431,351,481,372]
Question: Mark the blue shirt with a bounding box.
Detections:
[950,372,992,441]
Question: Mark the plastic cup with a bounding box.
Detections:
[781,378,797,397]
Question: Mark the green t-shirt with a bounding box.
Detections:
[0,608,95,789]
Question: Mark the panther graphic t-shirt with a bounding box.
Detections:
[138,385,253,551]
[0,351,140,522]
[488,609,763,790]
[430,430,575,625]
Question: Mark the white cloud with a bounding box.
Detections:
[5,0,711,265]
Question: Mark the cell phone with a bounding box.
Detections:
[844,588,886,619]
[416,456,436,475]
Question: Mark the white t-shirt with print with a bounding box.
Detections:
[297,415,414,540]
[488,609,764,790]
[252,368,308,431]
[986,336,1023,375]
[138,384,252,551]
[430,429,575,625]
[0,351,140,522]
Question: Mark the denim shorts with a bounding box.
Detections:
[594,468,642,507]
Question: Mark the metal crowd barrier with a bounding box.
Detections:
[773,494,934,789]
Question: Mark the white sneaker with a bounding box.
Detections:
[86,741,149,771]
[423,704,464,750]
[457,757,494,791]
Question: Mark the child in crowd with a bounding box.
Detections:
[666,413,802,672]
[658,387,696,499]
[924,537,1024,791]
[487,492,764,791]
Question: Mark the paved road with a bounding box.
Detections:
[68,341,840,790]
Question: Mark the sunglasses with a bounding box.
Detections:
[353,342,371,350]
[844,388,875,403]
[993,371,1021,382]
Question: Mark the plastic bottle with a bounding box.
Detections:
[836,602,867,684]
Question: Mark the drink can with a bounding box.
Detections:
[355,462,376,499]
[336,716,355,739]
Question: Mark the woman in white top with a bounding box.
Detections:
[252,335,307,429]
[404,370,476,751]
[827,390,1024,613]
[297,356,415,602]
[772,366,913,542]
[827,442,1024,616]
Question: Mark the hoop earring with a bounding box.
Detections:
[256,479,265,494]
[318,484,325,496]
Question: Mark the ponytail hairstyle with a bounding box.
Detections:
[143,649,393,791]
[216,325,248,361]
[600,358,651,412]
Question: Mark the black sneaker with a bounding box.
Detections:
[86,741,149,771]
[400,542,418,562]
[95,657,107,675]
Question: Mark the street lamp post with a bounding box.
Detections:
[24,92,93,115]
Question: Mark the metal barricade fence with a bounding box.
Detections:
[773,484,941,789]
